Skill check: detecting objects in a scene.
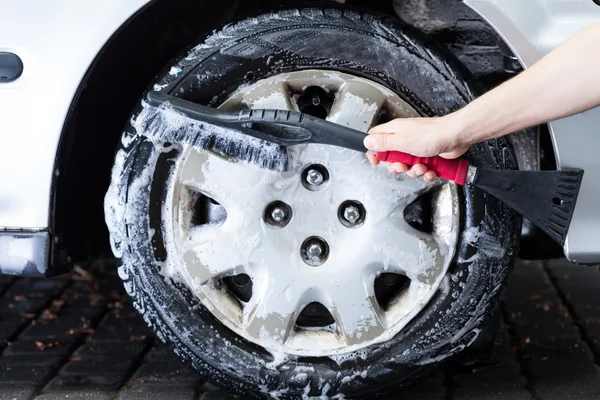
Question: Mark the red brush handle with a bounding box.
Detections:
[376,151,470,185]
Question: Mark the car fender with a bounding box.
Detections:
[0,0,152,275]
[465,0,600,263]
[0,0,151,229]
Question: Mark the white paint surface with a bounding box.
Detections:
[0,0,151,229]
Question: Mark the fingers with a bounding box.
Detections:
[423,171,437,182]
[366,155,437,181]
[366,152,380,166]
[405,163,427,179]
[386,162,409,174]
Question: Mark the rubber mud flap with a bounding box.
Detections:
[105,8,520,398]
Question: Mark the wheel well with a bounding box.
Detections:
[50,0,316,271]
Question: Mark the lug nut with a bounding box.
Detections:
[306,169,324,186]
[338,200,366,228]
[265,201,292,227]
[343,206,360,224]
[271,207,286,223]
[307,243,323,258]
[301,237,329,266]
[301,164,329,191]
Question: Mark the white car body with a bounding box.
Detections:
[0,0,599,275]
[0,0,151,229]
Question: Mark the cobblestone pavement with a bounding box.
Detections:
[0,259,599,399]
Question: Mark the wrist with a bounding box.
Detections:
[441,111,474,152]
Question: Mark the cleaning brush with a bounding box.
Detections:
[141,90,583,247]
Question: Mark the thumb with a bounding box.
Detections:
[364,133,406,152]
[439,147,469,159]
[368,119,399,135]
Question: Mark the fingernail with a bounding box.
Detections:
[415,170,424,177]
[363,135,377,149]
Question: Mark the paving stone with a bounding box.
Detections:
[5,278,68,297]
[390,372,446,398]
[1,384,39,400]
[144,344,180,362]
[91,310,152,343]
[0,315,30,341]
[43,375,125,393]
[0,276,14,293]
[0,361,57,385]
[512,322,580,341]
[128,361,201,386]
[453,387,533,400]
[20,316,89,340]
[0,355,63,368]
[35,391,114,400]
[3,337,80,357]
[391,386,445,399]
[0,279,68,319]
[118,385,199,400]
[529,359,599,378]
[453,364,526,389]
[38,296,107,326]
[72,341,147,361]
[200,382,224,392]
[504,292,572,326]
[59,359,133,379]
[37,358,134,393]
[530,363,600,399]
[517,338,594,363]
[198,392,240,400]
[0,296,53,318]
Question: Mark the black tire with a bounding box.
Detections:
[105,8,520,398]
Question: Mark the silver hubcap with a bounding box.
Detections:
[165,70,460,356]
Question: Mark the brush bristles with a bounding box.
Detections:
[136,102,288,172]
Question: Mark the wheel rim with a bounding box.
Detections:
[164,70,460,356]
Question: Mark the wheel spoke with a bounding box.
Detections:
[178,148,276,211]
[328,275,386,346]
[228,81,296,111]
[364,175,442,225]
[327,80,389,131]
[367,219,446,285]
[243,278,310,345]
[182,223,254,286]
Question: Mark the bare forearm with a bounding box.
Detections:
[450,22,600,147]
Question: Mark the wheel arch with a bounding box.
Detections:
[49,0,247,273]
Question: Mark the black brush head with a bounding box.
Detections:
[137,101,289,172]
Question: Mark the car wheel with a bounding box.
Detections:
[105,8,520,398]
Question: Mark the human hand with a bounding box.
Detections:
[363,116,470,182]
